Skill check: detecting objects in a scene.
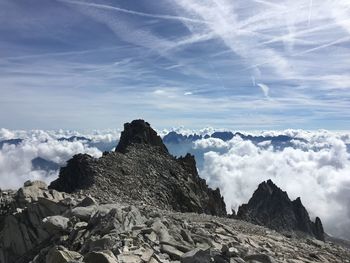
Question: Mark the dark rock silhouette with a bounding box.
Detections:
[49,120,226,216]
[49,154,96,193]
[115,119,168,153]
[237,179,324,241]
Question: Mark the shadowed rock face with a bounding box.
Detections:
[49,120,226,216]
[115,119,168,153]
[237,180,325,241]
[49,154,96,193]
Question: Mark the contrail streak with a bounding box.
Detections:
[294,36,350,56]
[59,0,209,24]
[308,0,313,26]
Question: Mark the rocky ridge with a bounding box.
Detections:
[1,181,350,263]
[237,180,324,241]
[49,120,226,217]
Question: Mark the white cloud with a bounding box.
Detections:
[59,0,208,24]
[0,130,118,189]
[0,128,15,140]
[257,83,270,97]
[196,130,350,239]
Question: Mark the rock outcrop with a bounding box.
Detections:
[237,180,325,241]
[1,181,349,263]
[115,119,168,153]
[49,120,227,216]
[0,181,73,262]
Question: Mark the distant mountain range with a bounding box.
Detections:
[57,136,91,142]
[31,157,61,171]
[163,130,307,150]
[0,139,23,149]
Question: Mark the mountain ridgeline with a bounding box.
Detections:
[49,119,227,216]
[49,119,324,240]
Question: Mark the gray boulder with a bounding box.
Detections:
[181,248,229,263]
[70,206,97,222]
[42,216,69,233]
[83,250,118,263]
[46,246,82,263]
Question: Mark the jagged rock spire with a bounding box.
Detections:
[115,119,168,153]
[237,179,325,241]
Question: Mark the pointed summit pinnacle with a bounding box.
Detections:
[115,119,168,153]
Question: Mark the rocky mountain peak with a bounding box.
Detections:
[237,179,325,241]
[49,120,226,217]
[115,119,168,153]
[257,179,278,195]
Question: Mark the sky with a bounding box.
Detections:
[1,0,350,130]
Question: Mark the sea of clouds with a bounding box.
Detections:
[195,130,350,240]
[0,127,349,240]
[0,128,119,188]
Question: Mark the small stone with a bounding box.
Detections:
[84,250,118,263]
[244,254,276,263]
[78,196,98,207]
[181,248,219,263]
[222,244,239,257]
[230,257,245,263]
[46,246,82,263]
[70,206,97,221]
[161,244,183,260]
[141,248,154,262]
[42,215,69,233]
[74,222,88,230]
[118,253,142,263]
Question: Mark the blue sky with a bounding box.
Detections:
[1,0,350,130]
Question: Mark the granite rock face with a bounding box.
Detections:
[236,180,325,241]
[1,183,349,263]
[49,120,226,216]
[0,181,72,263]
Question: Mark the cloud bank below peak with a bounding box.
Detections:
[1,127,349,240]
[194,130,350,240]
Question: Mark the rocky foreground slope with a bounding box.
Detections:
[0,119,349,262]
[1,181,350,263]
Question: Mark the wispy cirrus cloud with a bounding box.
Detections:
[0,0,349,129]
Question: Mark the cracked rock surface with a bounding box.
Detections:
[1,185,349,263]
